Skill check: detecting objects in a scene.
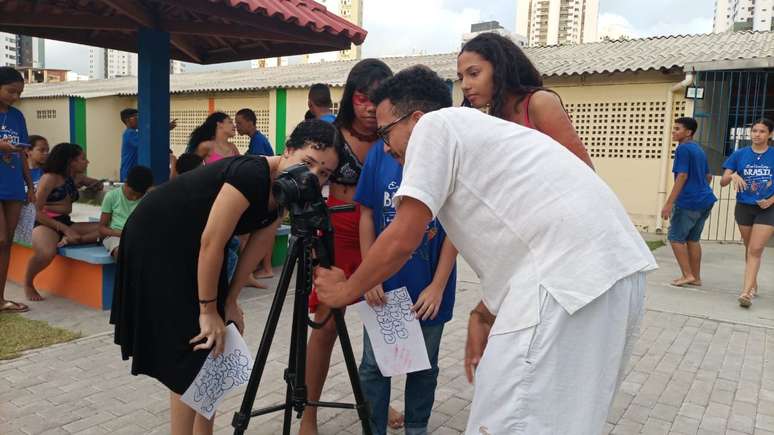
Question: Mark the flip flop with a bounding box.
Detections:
[738,292,752,308]
[0,300,30,313]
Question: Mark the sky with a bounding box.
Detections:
[44,0,715,76]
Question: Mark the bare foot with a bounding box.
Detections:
[686,280,702,286]
[24,286,45,301]
[388,405,404,429]
[253,269,274,279]
[671,276,697,287]
[246,274,267,289]
[297,420,318,435]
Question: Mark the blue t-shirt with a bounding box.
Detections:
[354,142,456,326]
[672,141,717,210]
[246,131,274,156]
[0,107,29,201]
[29,167,43,185]
[319,113,336,123]
[120,128,140,182]
[723,146,774,205]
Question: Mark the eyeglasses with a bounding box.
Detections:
[376,112,411,145]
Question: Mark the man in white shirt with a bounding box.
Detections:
[314,65,658,434]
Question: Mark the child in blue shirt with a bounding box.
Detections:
[0,67,34,314]
[662,117,717,287]
[354,141,457,435]
[13,135,49,247]
[721,118,774,307]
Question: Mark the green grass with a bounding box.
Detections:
[0,314,81,360]
[646,240,666,251]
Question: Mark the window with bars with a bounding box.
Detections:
[36,109,56,119]
[169,108,271,154]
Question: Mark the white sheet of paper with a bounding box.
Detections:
[181,323,253,419]
[353,287,431,377]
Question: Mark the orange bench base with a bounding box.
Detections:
[8,244,115,310]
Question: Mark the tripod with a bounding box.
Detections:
[232,205,372,435]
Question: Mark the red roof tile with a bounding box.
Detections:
[217,0,367,44]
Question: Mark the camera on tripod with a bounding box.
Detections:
[273,164,326,214]
[232,164,372,435]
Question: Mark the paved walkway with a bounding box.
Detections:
[2,241,774,434]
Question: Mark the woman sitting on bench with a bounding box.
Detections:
[24,143,102,301]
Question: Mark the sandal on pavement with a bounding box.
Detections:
[738,292,753,308]
[0,300,30,313]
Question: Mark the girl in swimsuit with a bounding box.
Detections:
[299,59,394,435]
[186,112,240,164]
[457,33,594,169]
[24,143,103,301]
[186,112,265,289]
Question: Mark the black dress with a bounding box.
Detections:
[110,156,276,394]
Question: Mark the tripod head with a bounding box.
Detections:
[272,163,353,268]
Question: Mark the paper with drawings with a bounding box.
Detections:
[353,287,431,377]
[181,323,253,419]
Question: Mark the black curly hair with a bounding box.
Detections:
[370,65,452,115]
[44,143,83,176]
[459,33,544,119]
[334,59,393,130]
[186,111,230,152]
[285,119,341,159]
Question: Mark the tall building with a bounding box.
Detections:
[337,0,363,61]
[250,57,289,69]
[516,0,599,47]
[170,60,186,74]
[714,0,774,32]
[89,48,186,78]
[461,21,527,48]
[16,36,45,68]
[89,48,137,79]
[0,33,17,67]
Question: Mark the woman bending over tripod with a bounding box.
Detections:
[110,120,340,435]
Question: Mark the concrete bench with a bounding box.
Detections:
[9,243,115,310]
[9,225,292,310]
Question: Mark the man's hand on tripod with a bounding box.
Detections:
[314,266,350,308]
[190,312,226,357]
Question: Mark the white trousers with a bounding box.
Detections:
[465,272,646,435]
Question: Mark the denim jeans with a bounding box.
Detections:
[359,323,445,435]
[226,237,240,283]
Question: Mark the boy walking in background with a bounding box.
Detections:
[661,117,717,286]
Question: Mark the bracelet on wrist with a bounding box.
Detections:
[199,297,217,305]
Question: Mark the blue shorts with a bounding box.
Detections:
[668,205,712,243]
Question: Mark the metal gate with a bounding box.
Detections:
[692,69,773,242]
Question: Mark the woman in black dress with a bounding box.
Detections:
[110,120,339,434]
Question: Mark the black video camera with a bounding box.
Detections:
[272,164,355,268]
[272,163,323,210]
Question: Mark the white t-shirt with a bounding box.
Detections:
[394,107,657,335]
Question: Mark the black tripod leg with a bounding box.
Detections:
[232,237,300,435]
[281,259,307,435]
[282,308,298,435]
[331,309,373,435]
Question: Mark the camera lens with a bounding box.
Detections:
[272,176,299,208]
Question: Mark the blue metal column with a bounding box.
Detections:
[137,28,170,183]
